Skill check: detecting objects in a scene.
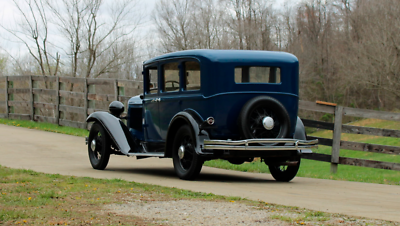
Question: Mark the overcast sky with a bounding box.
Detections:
[0,0,158,56]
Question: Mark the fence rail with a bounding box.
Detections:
[1,75,400,172]
[299,100,400,172]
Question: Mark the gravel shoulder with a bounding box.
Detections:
[106,200,398,226]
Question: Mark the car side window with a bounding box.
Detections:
[235,66,281,84]
[184,61,201,91]
[147,67,158,94]
[163,62,180,92]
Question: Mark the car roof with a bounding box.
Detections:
[143,49,298,65]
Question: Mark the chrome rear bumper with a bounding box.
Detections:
[203,138,318,152]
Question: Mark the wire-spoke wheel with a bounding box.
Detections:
[239,96,290,143]
[172,125,203,180]
[88,122,111,170]
[267,157,301,182]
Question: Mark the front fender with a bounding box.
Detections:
[87,111,131,155]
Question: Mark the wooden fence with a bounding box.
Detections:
[299,100,400,172]
[0,75,399,172]
[0,75,142,129]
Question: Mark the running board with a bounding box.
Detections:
[127,152,165,157]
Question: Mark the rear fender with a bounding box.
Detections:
[294,117,312,154]
[87,111,134,155]
[165,110,210,157]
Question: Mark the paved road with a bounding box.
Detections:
[1,124,399,222]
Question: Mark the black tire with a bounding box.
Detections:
[172,124,203,180]
[268,158,300,182]
[239,96,291,142]
[88,122,111,170]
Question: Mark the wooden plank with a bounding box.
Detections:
[32,75,57,82]
[0,76,6,83]
[55,77,60,125]
[32,88,57,96]
[7,76,30,81]
[0,101,5,105]
[29,76,34,121]
[342,125,400,138]
[302,153,331,162]
[331,106,343,173]
[316,100,337,107]
[307,136,333,146]
[34,115,57,124]
[8,88,31,94]
[87,93,113,101]
[87,78,114,85]
[9,113,31,120]
[59,90,85,99]
[59,105,85,114]
[0,113,6,118]
[302,119,334,130]
[331,106,343,164]
[339,157,400,171]
[59,119,86,129]
[114,79,118,101]
[8,101,30,107]
[5,76,8,118]
[0,88,5,93]
[87,108,106,114]
[118,96,131,102]
[84,79,88,126]
[34,102,56,110]
[299,100,335,114]
[59,77,85,84]
[340,141,400,155]
[343,107,400,121]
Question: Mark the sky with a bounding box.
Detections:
[0,0,158,56]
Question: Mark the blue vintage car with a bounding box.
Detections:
[86,50,317,181]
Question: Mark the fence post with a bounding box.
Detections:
[29,75,34,121]
[331,105,344,173]
[84,78,88,129]
[55,76,60,125]
[5,76,8,119]
[114,79,118,101]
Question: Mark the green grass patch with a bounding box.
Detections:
[0,118,87,137]
[0,165,242,225]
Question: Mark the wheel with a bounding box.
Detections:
[172,124,203,180]
[267,157,300,182]
[239,96,290,142]
[88,122,111,170]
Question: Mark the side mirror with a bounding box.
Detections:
[109,101,124,118]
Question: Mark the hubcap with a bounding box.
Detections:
[178,145,185,160]
[91,139,96,151]
[262,116,274,130]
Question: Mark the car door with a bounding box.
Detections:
[143,65,163,143]
[158,61,182,139]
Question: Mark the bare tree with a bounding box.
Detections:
[46,0,142,78]
[1,0,60,76]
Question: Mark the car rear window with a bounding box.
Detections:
[235,66,281,84]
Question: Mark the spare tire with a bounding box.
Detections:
[239,96,290,141]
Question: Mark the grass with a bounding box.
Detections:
[0,166,394,225]
[0,165,240,225]
[0,118,87,137]
[1,117,400,185]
